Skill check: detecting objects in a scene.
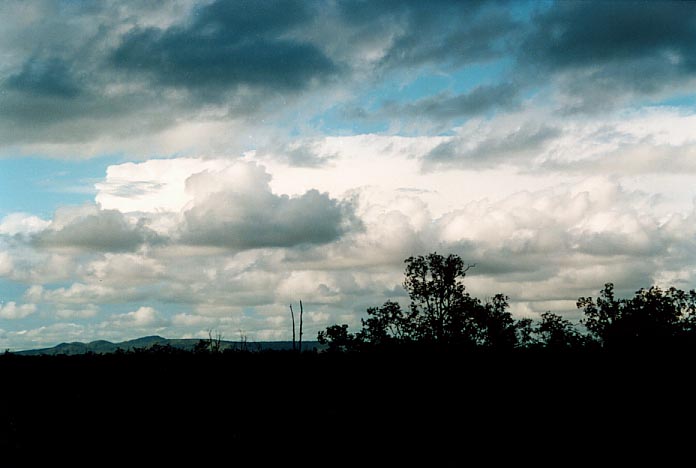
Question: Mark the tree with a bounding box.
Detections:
[578,283,622,347]
[535,312,583,350]
[515,318,537,349]
[403,252,477,344]
[357,300,409,347]
[578,283,696,349]
[469,294,517,350]
[194,329,223,354]
[317,324,356,353]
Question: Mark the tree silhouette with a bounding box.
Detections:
[403,252,478,344]
[578,283,696,349]
[317,324,356,352]
[535,312,584,350]
[468,294,517,349]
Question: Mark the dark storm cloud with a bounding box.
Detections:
[5,58,82,98]
[381,83,520,121]
[36,210,161,252]
[111,0,337,97]
[518,1,696,109]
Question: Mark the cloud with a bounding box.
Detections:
[518,2,696,110]
[107,306,169,329]
[54,304,99,320]
[30,283,146,305]
[171,313,219,328]
[349,1,518,69]
[254,140,338,168]
[35,207,161,252]
[179,162,359,249]
[0,213,50,236]
[96,158,227,213]
[0,0,520,155]
[380,82,520,122]
[0,302,36,319]
[425,122,560,169]
[5,57,82,98]
[85,254,164,288]
[0,251,13,277]
[110,0,337,98]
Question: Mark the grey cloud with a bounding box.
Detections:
[0,0,517,150]
[256,140,338,168]
[181,189,360,249]
[111,0,337,98]
[381,82,520,121]
[543,142,696,175]
[335,0,518,69]
[518,2,696,109]
[5,58,82,98]
[36,210,161,252]
[424,124,560,169]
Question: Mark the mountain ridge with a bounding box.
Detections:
[15,335,323,355]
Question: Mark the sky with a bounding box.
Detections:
[2,0,696,350]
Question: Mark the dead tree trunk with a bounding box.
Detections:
[298,300,304,353]
[290,304,296,351]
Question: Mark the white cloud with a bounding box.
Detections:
[84,253,164,287]
[33,283,144,305]
[107,306,169,329]
[54,304,99,320]
[0,251,13,276]
[96,158,227,213]
[0,213,50,236]
[171,313,219,328]
[0,301,36,319]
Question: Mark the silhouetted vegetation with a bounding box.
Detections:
[318,252,696,353]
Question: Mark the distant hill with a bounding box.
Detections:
[15,335,323,355]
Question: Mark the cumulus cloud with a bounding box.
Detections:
[0,302,36,319]
[54,304,99,320]
[179,162,359,249]
[35,206,161,252]
[0,251,13,277]
[107,306,169,329]
[0,213,50,236]
[29,283,146,305]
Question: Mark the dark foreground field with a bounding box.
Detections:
[1,350,693,465]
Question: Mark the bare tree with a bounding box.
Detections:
[208,329,223,353]
[290,304,296,351]
[238,329,248,352]
[298,300,304,353]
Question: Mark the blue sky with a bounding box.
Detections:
[0,157,118,217]
[2,0,696,349]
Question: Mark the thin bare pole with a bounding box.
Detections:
[298,300,304,353]
[290,304,296,351]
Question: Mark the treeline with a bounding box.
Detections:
[318,252,696,352]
